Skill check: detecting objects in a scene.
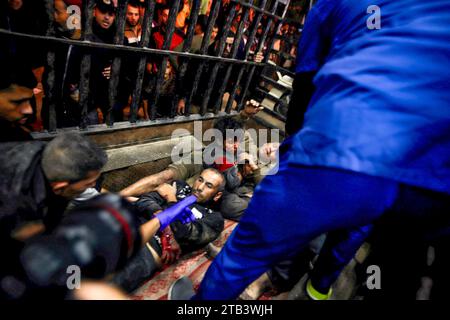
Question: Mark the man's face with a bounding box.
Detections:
[211,27,219,41]
[192,170,223,203]
[94,7,116,30]
[158,9,169,27]
[8,0,23,10]
[164,62,173,79]
[0,85,33,124]
[223,136,241,154]
[194,23,203,35]
[223,37,234,58]
[257,26,263,36]
[56,170,101,199]
[126,5,140,27]
[54,0,70,30]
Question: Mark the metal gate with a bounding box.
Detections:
[0,0,312,137]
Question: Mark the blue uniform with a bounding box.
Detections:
[293,0,450,194]
[194,0,450,299]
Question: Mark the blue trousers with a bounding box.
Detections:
[194,161,449,300]
[310,225,373,293]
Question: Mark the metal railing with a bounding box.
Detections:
[1,0,299,135]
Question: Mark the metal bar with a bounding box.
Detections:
[182,0,202,53]
[150,0,182,120]
[210,0,254,114]
[184,0,221,115]
[230,0,283,20]
[31,111,237,140]
[78,0,95,129]
[173,0,202,116]
[237,0,288,110]
[0,29,264,66]
[232,0,281,112]
[224,0,269,113]
[261,74,292,91]
[266,62,296,76]
[130,0,156,123]
[199,3,238,115]
[263,1,291,65]
[106,0,128,127]
[44,0,57,132]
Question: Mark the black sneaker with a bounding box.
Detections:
[168,276,195,300]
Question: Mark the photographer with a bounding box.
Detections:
[1,193,197,299]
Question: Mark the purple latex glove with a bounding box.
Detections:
[156,195,197,231]
[179,207,197,224]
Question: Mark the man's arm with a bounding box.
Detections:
[134,192,167,219]
[119,168,176,197]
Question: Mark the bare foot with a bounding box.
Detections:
[239,272,273,300]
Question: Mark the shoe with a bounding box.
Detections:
[305,279,333,300]
[168,276,195,300]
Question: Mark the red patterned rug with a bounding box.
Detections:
[132,220,237,300]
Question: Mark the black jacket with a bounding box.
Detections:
[0,120,33,142]
[67,21,117,112]
[0,141,69,239]
[135,180,224,253]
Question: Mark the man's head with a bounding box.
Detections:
[192,168,225,203]
[137,0,147,17]
[126,1,141,28]
[41,132,108,199]
[53,0,82,32]
[289,25,297,35]
[0,84,33,124]
[213,117,244,154]
[54,0,70,30]
[157,2,183,29]
[94,0,116,30]
[211,25,219,42]
[257,23,263,36]
[195,14,208,35]
[219,31,236,58]
[157,5,170,28]
[0,59,36,124]
[8,0,23,10]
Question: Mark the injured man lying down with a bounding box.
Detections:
[111,168,226,292]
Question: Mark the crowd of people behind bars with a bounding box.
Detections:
[0,0,302,131]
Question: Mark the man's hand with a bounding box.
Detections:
[156,182,178,202]
[69,84,80,102]
[102,66,111,80]
[241,99,263,118]
[125,196,139,202]
[259,142,280,163]
[155,194,197,231]
[238,152,258,170]
[254,51,264,63]
[33,82,44,96]
[177,99,186,115]
[244,191,254,198]
[160,227,182,265]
